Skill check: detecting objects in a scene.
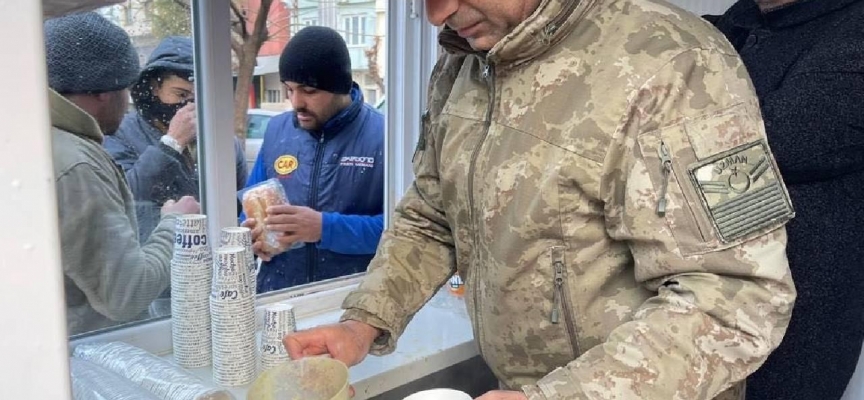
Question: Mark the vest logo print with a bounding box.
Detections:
[274,155,298,175]
[340,156,375,168]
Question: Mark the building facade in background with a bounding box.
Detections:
[98,0,386,111]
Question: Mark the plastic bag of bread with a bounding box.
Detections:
[241,178,288,254]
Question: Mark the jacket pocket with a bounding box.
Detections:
[548,246,580,359]
[637,104,793,255]
[638,131,715,254]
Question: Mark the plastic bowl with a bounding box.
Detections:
[246,357,349,400]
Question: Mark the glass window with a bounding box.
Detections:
[342,15,367,45]
[246,114,271,139]
[48,0,388,338]
[252,0,387,294]
[265,89,281,103]
[46,1,209,337]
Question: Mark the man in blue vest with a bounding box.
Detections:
[243,26,385,293]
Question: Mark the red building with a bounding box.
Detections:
[245,0,291,57]
[242,0,291,108]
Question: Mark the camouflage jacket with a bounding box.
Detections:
[342,0,796,398]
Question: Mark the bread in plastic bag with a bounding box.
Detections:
[241,178,288,254]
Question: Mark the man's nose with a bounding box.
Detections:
[289,92,305,109]
[425,0,459,27]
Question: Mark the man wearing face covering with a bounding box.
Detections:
[104,36,248,242]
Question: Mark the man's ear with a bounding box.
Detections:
[93,92,115,104]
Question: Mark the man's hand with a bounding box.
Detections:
[166,103,197,147]
[265,205,323,246]
[283,320,380,367]
[475,391,528,400]
[161,196,200,215]
[241,218,277,261]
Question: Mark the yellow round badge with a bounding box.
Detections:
[274,155,298,175]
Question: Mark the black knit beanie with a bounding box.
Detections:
[44,12,140,94]
[279,26,352,95]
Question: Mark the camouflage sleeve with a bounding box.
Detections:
[523,48,796,399]
[340,55,461,354]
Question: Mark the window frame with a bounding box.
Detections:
[63,0,436,336]
[2,0,438,396]
[341,14,367,46]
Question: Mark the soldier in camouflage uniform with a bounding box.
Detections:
[283,0,797,399]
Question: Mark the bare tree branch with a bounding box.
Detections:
[265,20,291,41]
[250,0,274,44]
[230,35,244,58]
[229,0,249,39]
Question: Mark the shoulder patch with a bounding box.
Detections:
[688,140,794,242]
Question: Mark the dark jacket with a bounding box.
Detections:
[245,86,384,292]
[104,37,247,242]
[708,1,864,399]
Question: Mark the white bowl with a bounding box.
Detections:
[403,389,473,400]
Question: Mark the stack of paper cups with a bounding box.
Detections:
[211,246,257,386]
[260,303,297,372]
[170,214,213,368]
[220,227,257,296]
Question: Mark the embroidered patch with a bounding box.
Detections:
[688,140,794,242]
[274,155,298,175]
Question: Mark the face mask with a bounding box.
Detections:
[141,96,191,128]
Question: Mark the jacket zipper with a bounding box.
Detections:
[549,247,580,358]
[657,140,673,216]
[469,62,496,356]
[542,0,581,44]
[307,134,327,283]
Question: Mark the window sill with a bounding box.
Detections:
[70,285,476,399]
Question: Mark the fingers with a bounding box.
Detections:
[266,204,296,215]
[264,213,297,226]
[283,330,330,360]
[268,223,300,233]
[251,241,272,261]
[240,218,256,228]
[275,234,301,246]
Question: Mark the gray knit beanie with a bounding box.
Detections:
[44,12,140,94]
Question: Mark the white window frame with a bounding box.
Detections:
[265,88,281,103]
[341,14,367,46]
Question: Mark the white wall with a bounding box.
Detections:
[665,0,735,15]
[0,1,72,399]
